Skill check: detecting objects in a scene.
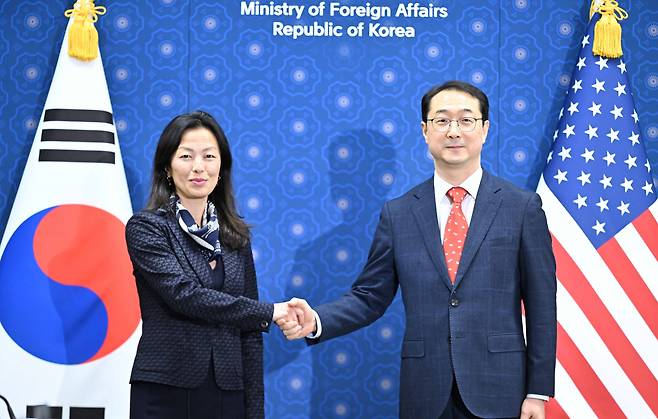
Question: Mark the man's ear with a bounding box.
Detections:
[481,119,490,144]
[421,121,429,144]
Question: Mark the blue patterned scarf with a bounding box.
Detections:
[171,195,222,260]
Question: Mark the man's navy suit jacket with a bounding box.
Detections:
[125,209,273,419]
[310,171,557,419]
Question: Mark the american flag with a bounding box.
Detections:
[536,11,658,419]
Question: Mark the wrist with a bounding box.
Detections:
[272,302,283,321]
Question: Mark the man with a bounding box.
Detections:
[280,81,557,419]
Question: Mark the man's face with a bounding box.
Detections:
[421,89,489,174]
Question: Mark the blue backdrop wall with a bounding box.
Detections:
[1,1,657,417]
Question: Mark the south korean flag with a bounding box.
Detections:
[0,10,140,419]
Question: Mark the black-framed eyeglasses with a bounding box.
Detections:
[427,117,484,132]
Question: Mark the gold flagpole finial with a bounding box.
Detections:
[589,0,628,58]
[64,0,107,61]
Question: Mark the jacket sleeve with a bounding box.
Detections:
[125,212,273,332]
[519,194,557,397]
[309,202,399,344]
[240,243,265,419]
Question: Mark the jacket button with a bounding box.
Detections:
[450,298,459,307]
[260,321,269,328]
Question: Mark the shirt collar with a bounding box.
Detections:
[433,167,483,200]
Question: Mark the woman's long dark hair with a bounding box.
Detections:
[147,111,250,249]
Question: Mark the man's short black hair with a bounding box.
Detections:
[421,80,489,122]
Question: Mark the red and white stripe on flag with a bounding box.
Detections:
[540,181,658,418]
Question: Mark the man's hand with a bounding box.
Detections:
[520,398,545,419]
[276,298,316,340]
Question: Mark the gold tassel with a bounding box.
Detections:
[589,0,628,58]
[589,0,602,20]
[64,0,106,61]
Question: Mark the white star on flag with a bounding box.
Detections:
[610,105,623,119]
[592,219,606,234]
[563,124,576,138]
[620,177,634,192]
[595,197,609,212]
[599,174,613,189]
[606,128,620,143]
[573,194,588,208]
[624,155,637,169]
[616,201,630,215]
[603,151,616,165]
[577,171,592,185]
[595,57,609,70]
[581,148,595,162]
[628,131,640,145]
[614,82,627,96]
[554,169,568,184]
[585,125,598,139]
[592,79,606,93]
[588,102,602,116]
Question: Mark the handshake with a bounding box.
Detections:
[272,298,317,340]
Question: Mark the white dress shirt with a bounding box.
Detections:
[433,168,482,243]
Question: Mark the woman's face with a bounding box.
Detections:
[168,127,221,205]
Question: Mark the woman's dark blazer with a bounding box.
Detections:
[125,209,274,419]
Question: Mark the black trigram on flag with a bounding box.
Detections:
[38,108,115,164]
[26,404,105,419]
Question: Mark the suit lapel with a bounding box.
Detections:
[167,213,245,293]
[411,178,452,290]
[453,171,503,287]
[166,214,214,287]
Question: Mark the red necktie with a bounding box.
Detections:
[444,187,468,284]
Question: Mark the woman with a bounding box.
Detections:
[125,111,294,419]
